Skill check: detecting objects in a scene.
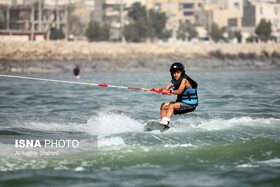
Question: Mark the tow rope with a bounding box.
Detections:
[0,74,171,95]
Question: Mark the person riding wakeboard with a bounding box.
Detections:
[153,62,198,128]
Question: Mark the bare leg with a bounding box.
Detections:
[161,102,181,119]
[160,102,170,119]
[166,103,181,118]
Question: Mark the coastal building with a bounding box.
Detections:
[92,0,105,24]
[0,0,24,6]
[92,0,145,40]
[146,0,203,26]
[204,0,243,16]
[0,0,97,41]
[43,0,95,11]
[0,0,94,7]
[196,0,243,31]
[92,0,145,25]
[0,1,69,41]
[146,0,203,41]
[243,0,280,42]
[0,31,45,41]
[178,0,203,25]
[146,0,179,31]
[243,0,280,30]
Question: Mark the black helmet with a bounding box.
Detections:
[170,62,185,74]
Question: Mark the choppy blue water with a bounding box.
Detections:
[0,70,280,187]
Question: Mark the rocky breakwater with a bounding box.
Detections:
[0,40,280,72]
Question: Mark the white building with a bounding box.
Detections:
[92,0,145,40]
[243,0,280,30]
[204,0,243,16]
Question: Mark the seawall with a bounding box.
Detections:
[0,41,280,72]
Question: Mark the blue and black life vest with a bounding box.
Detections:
[171,74,198,105]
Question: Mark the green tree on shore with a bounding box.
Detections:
[125,3,150,42]
[228,30,242,43]
[255,19,272,42]
[177,23,198,41]
[149,10,169,39]
[85,21,110,41]
[125,2,170,42]
[209,23,225,42]
[234,31,242,43]
[0,18,6,29]
[50,28,65,40]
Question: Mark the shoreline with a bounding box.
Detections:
[1,59,279,73]
[0,41,280,72]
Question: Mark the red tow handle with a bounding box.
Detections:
[149,88,171,96]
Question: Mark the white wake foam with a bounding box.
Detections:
[3,109,144,136]
[98,136,126,147]
[2,109,145,147]
[172,116,280,131]
[86,110,144,136]
[237,158,280,168]
[4,113,279,135]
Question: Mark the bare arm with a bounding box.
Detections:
[171,78,192,95]
[154,78,192,95]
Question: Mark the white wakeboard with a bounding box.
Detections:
[144,120,170,132]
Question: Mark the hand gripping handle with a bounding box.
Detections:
[149,88,171,96]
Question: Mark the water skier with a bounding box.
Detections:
[153,62,198,128]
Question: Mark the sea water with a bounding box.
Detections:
[0,70,280,186]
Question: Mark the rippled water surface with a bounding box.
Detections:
[0,69,280,187]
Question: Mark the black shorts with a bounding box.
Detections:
[171,102,197,115]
